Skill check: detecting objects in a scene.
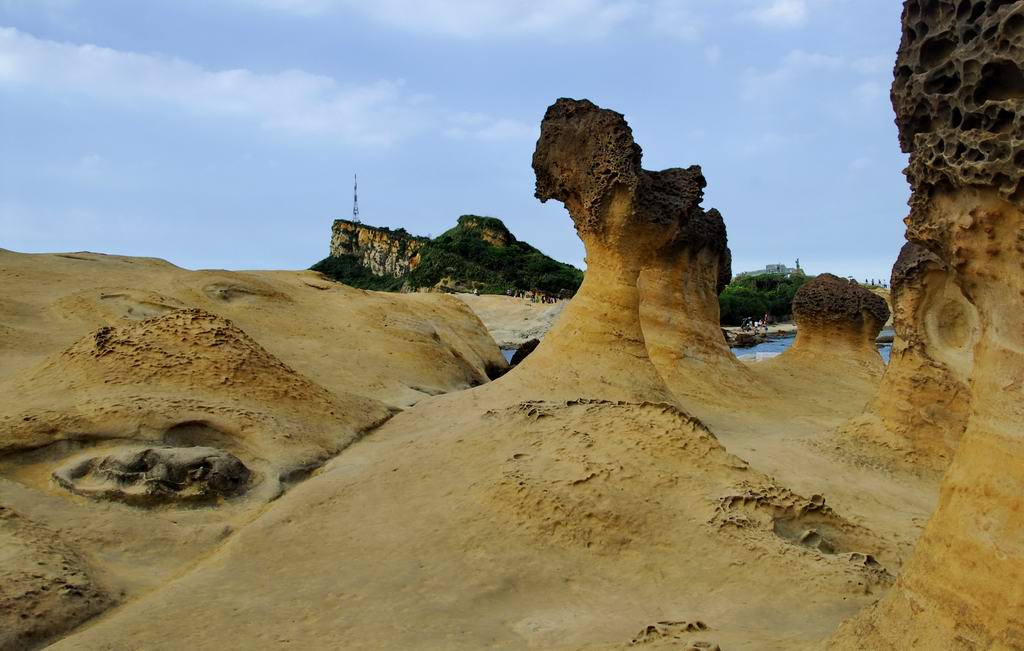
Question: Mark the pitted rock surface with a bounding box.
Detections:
[533,98,643,236]
[890,241,948,305]
[893,0,1024,216]
[55,308,339,406]
[792,274,891,327]
[532,98,730,268]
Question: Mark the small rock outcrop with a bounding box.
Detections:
[329,220,425,278]
[831,2,1024,648]
[508,338,539,367]
[786,272,892,376]
[456,215,514,247]
[53,446,252,506]
[756,274,890,409]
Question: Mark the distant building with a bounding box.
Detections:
[737,260,803,278]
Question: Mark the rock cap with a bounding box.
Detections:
[792,273,891,327]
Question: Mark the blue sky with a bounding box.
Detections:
[1,0,908,282]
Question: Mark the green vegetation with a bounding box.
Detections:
[718,272,811,325]
[310,254,406,291]
[406,216,582,294]
[311,215,583,295]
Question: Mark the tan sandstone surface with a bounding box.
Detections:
[0,98,949,651]
[0,248,506,649]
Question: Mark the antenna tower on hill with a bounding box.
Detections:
[352,173,360,223]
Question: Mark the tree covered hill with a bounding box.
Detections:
[312,215,583,295]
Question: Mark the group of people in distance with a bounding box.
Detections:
[741,313,772,335]
[505,288,560,304]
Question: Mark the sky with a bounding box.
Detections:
[1,0,910,282]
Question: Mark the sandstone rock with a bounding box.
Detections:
[0,506,111,651]
[0,251,507,643]
[892,0,1024,226]
[750,274,889,417]
[520,98,740,406]
[830,2,1024,648]
[777,273,888,373]
[39,99,898,651]
[792,273,890,337]
[837,242,977,471]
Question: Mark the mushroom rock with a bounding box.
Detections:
[778,273,889,378]
[838,242,977,471]
[790,273,891,359]
[830,2,1024,648]
[749,274,889,417]
[516,97,739,405]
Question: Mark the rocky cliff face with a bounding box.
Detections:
[831,2,1024,648]
[329,220,426,278]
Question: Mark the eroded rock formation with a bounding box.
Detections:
[518,98,740,405]
[838,242,977,470]
[753,274,890,411]
[790,273,890,354]
[831,1,1024,647]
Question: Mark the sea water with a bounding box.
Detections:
[731,335,893,363]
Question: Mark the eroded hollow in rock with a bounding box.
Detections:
[52,446,251,506]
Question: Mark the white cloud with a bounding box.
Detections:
[649,0,702,41]
[704,44,722,64]
[740,49,893,104]
[0,27,428,145]
[855,80,885,105]
[848,156,872,172]
[231,0,336,16]
[851,54,892,75]
[232,0,636,37]
[740,49,844,101]
[443,112,538,142]
[739,131,793,155]
[748,0,809,28]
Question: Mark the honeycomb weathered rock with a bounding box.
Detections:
[532,98,728,265]
[893,0,1024,223]
[792,274,891,328]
